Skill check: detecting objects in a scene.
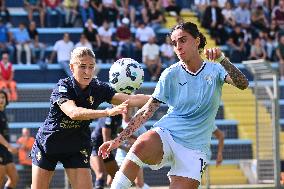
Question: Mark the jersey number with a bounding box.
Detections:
[199,158,207,176]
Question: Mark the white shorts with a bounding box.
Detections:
[147,127,208,182]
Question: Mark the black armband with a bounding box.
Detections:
[57,98,68,106]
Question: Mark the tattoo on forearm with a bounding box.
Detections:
[220,58,249,90]
[115,98,160,144]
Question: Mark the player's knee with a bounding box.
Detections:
[131,131,162,160]
[131,132,156,153]
[7,172,19,186]
[131,138,147,154]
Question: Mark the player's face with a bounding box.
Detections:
[170,29,199,62]
[70,55,96,89]
[0,93,6,110]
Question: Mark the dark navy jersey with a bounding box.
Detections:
[36,77,116,154]
[91,114,122,145]
[0,110,9,142]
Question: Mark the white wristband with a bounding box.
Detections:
[216,52,225,63]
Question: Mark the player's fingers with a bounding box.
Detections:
[100,150,109,159]
[123,99,130,104]
[107,144,113,153]
[204,49,209,59]
[205,49,212,60]
[117,105,128,114]
[209,49,214,60]
[98,147,103,156]
[119,100,129,108]
[213,48,218,60]
[123,107,128,113]
[98,143,108,155]
[101,151,108,159]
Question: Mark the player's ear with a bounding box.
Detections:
[195,37,200,47]
[69,63,74,73]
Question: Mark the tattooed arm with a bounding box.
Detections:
[220,57,249,90]
[114,97,160,144]
[98,97,160,158]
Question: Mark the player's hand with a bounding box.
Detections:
[98,139,121,159]
[107,100,128,116]
[204,47,223,62]
[216,152,223,166]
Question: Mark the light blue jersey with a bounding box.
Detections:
[152,61,228,159]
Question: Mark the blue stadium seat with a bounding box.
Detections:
[211,139,253,160]
[6,0,24,7]
[281,85,284,99]
[14,65,66,83]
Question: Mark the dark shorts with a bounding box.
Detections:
[31,140,91,171]
[91,141,115,163]
[0,145,13,165]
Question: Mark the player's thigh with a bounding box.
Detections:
[130,130,163,165]
[104,159,119,178]
[31,165,54,189]
[65,168,93,189]
[169,175,199,189]
[90,155,106,176]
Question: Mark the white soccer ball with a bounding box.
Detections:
[109,58,144,94]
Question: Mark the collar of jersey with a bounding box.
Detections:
[71,76,93,97]
[181,61,206,76]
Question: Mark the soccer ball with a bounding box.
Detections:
[109,58,144,94]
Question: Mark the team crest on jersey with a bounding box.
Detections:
[59,86,67,93]
[36,151,42,161]
[88,96,94,105]
[204,75,213,85]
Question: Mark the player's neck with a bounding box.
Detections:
[183,57,203,73]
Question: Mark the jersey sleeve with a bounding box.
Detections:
[217,63,228,85]
[50,79,73,105]
[152,68,171,104]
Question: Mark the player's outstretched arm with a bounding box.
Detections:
[205,48,249,90]
[213,129,224,166]
[59,99,128,120]
[99,97,160,159]
[111,93,151,108]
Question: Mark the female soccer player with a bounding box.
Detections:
[99,21,249,189]
[0,90,19,189]
[31,47,150,189]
